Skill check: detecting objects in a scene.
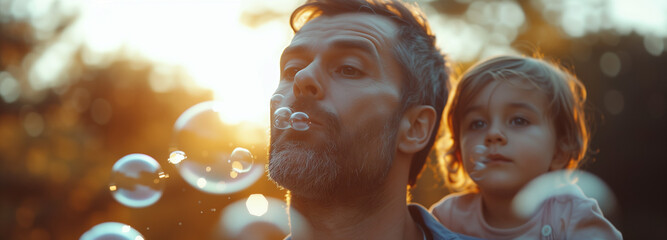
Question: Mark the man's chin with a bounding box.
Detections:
[268,144,339,198]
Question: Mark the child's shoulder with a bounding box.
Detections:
[544,190,623,239]
[430,191,480,214]
[429,191,482,231]
[541,189,599,217]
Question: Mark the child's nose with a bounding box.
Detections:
[485,127,507,145]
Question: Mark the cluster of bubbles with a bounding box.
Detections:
[83,100,272,239]
[468,145,489,181]
[271,94,311,131]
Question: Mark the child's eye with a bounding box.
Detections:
[510,117,529,126]
[469,120,486,130]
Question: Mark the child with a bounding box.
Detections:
[430,55,622,239]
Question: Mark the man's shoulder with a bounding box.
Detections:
[408,203,481,240]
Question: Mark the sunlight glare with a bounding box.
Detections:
[74,0,295,126]
[246,194,269,217]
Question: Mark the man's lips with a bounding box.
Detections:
[306,119,322,128]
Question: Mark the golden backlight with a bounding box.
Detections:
[74,0,299,126]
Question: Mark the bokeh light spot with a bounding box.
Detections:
[90,98,112,125]
[0,72,20,103]
[604,89,625,115]
[643,35,665,56]
[246,194,268,217]
[600,52,621,77]
[23,112,45,137]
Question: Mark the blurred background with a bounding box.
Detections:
[0,0,665,239]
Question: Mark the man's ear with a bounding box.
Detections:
[549,143,570,171]
[397,105,437,154]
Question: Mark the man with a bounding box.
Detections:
[268,0,471,239]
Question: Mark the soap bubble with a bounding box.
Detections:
[512,170,618,219]
[468,145,489,181]
[270,94,285,111]
[109,153,166,208]
[289,112,311,131]
[270,93,312,131]
[170,101,264,194]
[218,195,310,239]
[273,107,292,130]
[80,222,144,240]
[230,147,253,173]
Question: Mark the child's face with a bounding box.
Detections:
[459,79,562,195]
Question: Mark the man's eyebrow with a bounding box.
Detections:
[330,39,377,55]
[283,39,377,56]
[281,39,378,67]
[281,45,307,63]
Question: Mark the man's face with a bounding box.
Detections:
[268,13,404,199]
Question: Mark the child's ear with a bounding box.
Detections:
[549,143,570,171]
[397,105,437,154]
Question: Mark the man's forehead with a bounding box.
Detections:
[294,13,399,44]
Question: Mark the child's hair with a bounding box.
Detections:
[436,55,589,192]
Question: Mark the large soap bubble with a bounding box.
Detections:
[80,222,144,240]
[170,101,264,194]
[218,194,310,239]
[512,170,619,219]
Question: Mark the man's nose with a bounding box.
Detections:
[485,125,507,145]
[293,64,324,99]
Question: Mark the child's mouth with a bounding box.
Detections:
[486,154,511,162]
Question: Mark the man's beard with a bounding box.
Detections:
[268,100,401,201]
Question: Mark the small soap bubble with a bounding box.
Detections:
[230,147,253,173]
[270,94,285,110]
[289,112,311,131]
[273,107,292,130]
[473,161,486,171]
[171,101,264,195]
[168,150,187,165]
[80,222,144,240]
[474,145,487,155]
[468,145,489,181]
[109,153,166,208]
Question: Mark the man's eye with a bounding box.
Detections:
[469,120,486,130]
[283,67,300,81]
[510,117,529,126]
[336,65,363,78]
